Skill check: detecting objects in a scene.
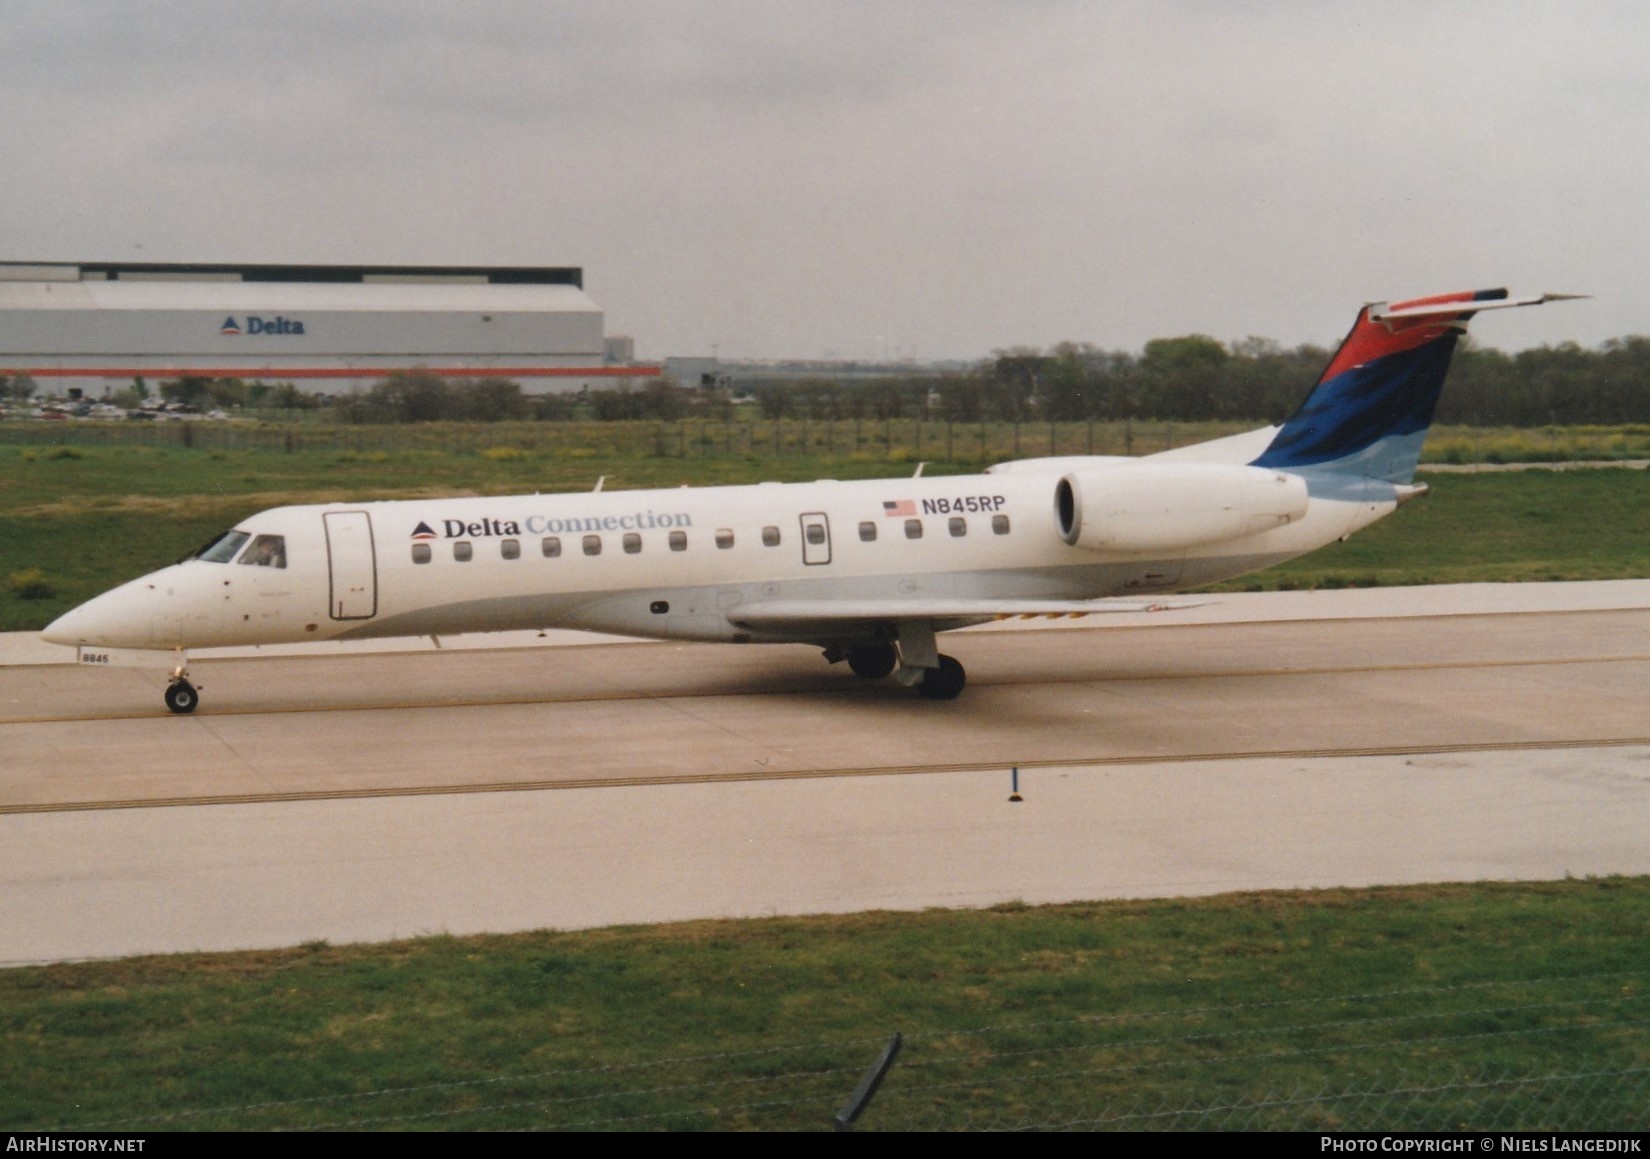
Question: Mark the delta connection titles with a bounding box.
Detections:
[1321,1140,1640,1153]
[428,509,694,539]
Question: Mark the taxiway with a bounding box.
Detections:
[2,581,1648,964]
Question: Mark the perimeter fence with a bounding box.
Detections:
[7,418,1650,466]
[53,971,1650,1132]
[0,417,1235,462]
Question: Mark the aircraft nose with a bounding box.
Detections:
[40,582,159,648]
[41,598,115,647]
[40,605,86,646]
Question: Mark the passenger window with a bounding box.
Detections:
[501,538,521,560]
[993,514,1011,535]
[859,521,877,542]
[716,529,734,549]
[949,517,966,538]
[194,530,250,564]
[542,536,561,558]
[583,534,602,556]
[669,530,687,551]
[411,543,431,564]
[454,541,473,562]
[237,534,287,568]
[905,519,923,540]
[623,532,642,554]
[805,524,826,546]
[762,526,781,547]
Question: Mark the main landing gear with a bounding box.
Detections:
[845,643,897,680]
[823,638,968,700]
[164,664,199,715]
[916,654,966,701]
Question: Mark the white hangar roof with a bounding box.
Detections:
[0,262,653,390]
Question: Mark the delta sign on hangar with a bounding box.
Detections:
[0,261,656,396]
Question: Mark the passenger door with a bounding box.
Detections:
[324,510,378,620]
[799,512,832,566]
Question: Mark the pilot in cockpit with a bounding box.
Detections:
[240,535,287,569]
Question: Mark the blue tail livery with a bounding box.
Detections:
[1251,290,1581,482]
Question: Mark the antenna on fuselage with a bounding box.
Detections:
[593,476,606,492]
[913,462,927,478]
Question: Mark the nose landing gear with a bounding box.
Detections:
[164,680,199,714]
[164,664,199,714]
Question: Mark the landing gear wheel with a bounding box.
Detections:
[164,680,199,715]
[846,643,898,680]
[917,655,966,700]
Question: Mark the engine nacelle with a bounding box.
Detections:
[1055,462,1309,553]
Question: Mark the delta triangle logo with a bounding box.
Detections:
[411,521,438,541]
[220,316,242,336]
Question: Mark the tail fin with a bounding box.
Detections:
[1250,289,1578,482]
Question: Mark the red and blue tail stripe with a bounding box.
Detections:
[1251,289,1510,480]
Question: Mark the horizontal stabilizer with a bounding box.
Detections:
[1368,291,1587,323]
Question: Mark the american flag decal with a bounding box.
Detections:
[882,500,916,517]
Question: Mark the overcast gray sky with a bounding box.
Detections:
[1,1,1642,360]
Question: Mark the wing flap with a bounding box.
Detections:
[728,597,1204,632]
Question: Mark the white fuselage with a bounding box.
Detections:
[42,458,1395,655]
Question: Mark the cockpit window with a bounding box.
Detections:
[237,534,287,568]
[191,530,250,564]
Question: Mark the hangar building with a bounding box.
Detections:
[0,261,657,395]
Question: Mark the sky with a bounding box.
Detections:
[1,1,1644,361]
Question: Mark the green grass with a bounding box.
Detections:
[2,879,1645,1131]
[1427,423,1650,464]
[1216,467,1650,592]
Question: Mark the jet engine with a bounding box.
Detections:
[1055,462,1309,553]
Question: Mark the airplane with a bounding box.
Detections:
[42,288,1578,714]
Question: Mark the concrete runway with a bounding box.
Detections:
[3,581,1649,964]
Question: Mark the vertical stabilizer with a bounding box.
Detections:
[1251,290,1574,483]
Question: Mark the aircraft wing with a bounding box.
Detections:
[727,597,1205,635]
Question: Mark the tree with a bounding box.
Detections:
[589,387,646,421]
[935,371,987,423]
[529,392,576,421]
[862,379,909,420]
[458,378,528,422]
[792,379,840,421]
[754,385,792,420]
[377,368,453,422]
[986,349,1047,422]
[206,377,249,410]
[159,376,212,409]
[1137,335,1230,420]
[269,382,313,411]
[641,378,686,421]
[1036,343,1093,421]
